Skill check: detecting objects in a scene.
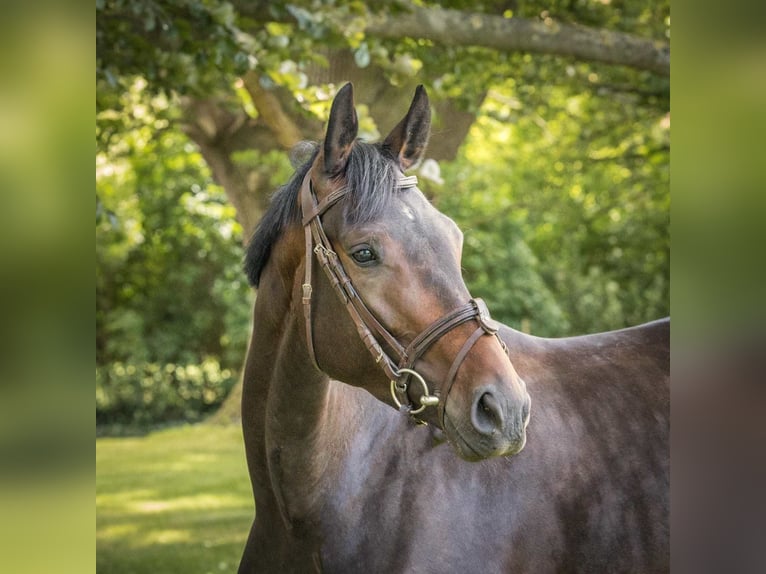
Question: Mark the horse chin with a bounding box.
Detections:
[443,414,527,462]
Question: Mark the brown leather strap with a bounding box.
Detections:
[301,171,321,370]
[299,170,508,424]
[345,283,406,359]
[436,299,506,426]
[300,172,402,380]
[302,223,319,370]
[301,171,407,379]
[301,185,348,226]
[438,326,486,427]
[304,189,404,356]
[311,227,401,380]
[400,301,481,368]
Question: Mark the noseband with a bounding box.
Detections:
[300,171,508,425]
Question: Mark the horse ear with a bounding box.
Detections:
[323,83,358,176]
[383,84,431,171]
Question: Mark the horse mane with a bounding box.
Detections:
[244,140,401,287]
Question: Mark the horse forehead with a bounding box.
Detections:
[406,194,462,245]
[398,191,453,229]
[337,190,456,248]
[385,199,460,267]
[400,204,416,220]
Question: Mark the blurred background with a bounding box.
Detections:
[93,2,670,570]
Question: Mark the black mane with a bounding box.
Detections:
[244,141,400,287]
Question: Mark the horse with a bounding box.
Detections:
[238,83,669,573]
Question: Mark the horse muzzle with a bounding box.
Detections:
[444,378,531,461]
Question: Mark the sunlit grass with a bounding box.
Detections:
[96,423,253,573]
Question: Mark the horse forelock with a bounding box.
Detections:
[244,141,402,287]
[341,141,400,225]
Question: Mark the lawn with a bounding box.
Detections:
[96,423,253,573]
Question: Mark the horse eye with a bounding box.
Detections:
[351,247,376,264]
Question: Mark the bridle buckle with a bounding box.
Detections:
[475,298,499,334]
[390,368,440,416]
[301,283,312,304]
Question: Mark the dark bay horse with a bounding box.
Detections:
[239,83,669,573]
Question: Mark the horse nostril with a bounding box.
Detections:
[472,391,505,435]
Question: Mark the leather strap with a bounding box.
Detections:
[438,326,488,427]
[301,185,348,226]
[302,223,319,370]
[299,171,508,423]
[311,225,400,381]
[400,301,481,368]
[301,172,401,380]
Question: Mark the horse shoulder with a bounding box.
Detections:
[495,322,670,572]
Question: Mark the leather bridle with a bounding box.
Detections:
[299,171,508,425]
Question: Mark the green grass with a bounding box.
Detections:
[96,423,253,573]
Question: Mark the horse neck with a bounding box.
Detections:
[243,247,367,529]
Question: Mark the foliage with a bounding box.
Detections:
[96,84,253,372]
[429,175,569,336]
[96,0,251,105]
[97,424,251,573]
[96,0,670,145]
[96,359,236,427]
[429,72,669,335]
[95,0,670,425]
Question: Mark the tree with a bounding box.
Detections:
[96,0,670,422]
[98,0,669,239]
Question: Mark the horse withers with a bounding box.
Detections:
[238,83,669,573]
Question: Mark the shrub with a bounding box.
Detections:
[96,359,237,427]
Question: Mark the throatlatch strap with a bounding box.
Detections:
[302,223,320,371]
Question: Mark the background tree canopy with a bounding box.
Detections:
[96,0,669,426]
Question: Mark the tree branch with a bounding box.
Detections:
[364,6,669,76]
[234,2,669,76]
[181,98,270,237]
[242,72,305,149]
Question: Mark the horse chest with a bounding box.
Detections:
[313,434,528,573]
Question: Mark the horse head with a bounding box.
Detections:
[293,84,530,460]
